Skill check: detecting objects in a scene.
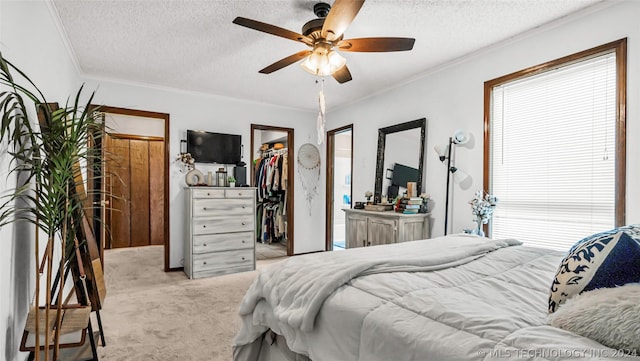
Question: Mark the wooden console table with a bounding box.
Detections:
[343,209,430,248]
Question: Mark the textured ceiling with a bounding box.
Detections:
[51,0,604,112]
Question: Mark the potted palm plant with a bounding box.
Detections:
[1,52,103,360]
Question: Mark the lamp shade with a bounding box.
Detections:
[434,144,448,161]
[452,168,470,184]
[452,129,469,145]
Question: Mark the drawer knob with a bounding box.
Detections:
[203,207,207,210]
[203,261,207,265]
[241,257,245,261]
[242,206,246,209]
[207,192,210,196]
[241,222,246,225]
[203,225,207,228]
[239,193,243,196]
[203,243,207,247]
[241,240,245,243]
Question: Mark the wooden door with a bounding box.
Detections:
[104,133,165,248]
[325,125,353,251]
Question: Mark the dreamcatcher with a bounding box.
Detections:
[298,143,321,215]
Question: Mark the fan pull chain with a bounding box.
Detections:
[316,78,326,145]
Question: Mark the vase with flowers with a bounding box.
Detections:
[177,152,195,171]
[468,190,498,237]
[364,191,373,204]
[419,193,430,213]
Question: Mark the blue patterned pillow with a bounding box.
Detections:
[549,225,640,313]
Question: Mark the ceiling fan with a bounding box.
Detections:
[232,0,415,84]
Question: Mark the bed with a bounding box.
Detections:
[233,234,640,361]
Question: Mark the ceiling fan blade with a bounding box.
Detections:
[321,0,365,42]
[259,50,312,74]
[336,37,416,52]
[233,17,313,45]
[332,64,352,84]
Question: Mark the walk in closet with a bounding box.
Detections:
[254,145,288,245]
[251,125,294,259]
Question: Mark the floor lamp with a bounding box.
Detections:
[435,130,469,235]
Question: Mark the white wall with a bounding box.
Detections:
[258,130,288,147]
[327,1,640,237]
[104,113,165,138]
[0,1,82,360]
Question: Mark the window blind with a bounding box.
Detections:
[490,52,616,252]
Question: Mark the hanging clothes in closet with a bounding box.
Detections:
[254,148,288,244]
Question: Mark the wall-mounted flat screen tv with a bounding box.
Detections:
[392,163,419,187]
[187,130,241,164]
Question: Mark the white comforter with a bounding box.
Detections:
[233,235,638,361]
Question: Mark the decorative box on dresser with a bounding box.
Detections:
[343,209,430,248]
[184,187,256,279]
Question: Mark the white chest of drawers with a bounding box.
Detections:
[184,187,256,279]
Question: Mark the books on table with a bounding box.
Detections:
[399,197,422,205]
[395,197,423,213]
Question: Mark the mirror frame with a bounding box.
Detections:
[374,118,427,202]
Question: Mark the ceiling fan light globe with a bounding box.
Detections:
[301,56,323,76]
[300,50,346,76]
[328,50,346,70]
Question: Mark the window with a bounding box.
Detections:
[484,39,626,251]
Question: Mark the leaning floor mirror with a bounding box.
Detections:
[374,118,427,203]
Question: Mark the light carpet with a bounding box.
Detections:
[97,246,285,361]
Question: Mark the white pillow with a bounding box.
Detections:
[548,283,640,354]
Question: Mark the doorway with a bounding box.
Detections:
[95,106,171,271]
[250,124,295,258]
[325,125,353,251]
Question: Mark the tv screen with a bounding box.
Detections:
[392,163,419,187]
[187,130,241,164]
